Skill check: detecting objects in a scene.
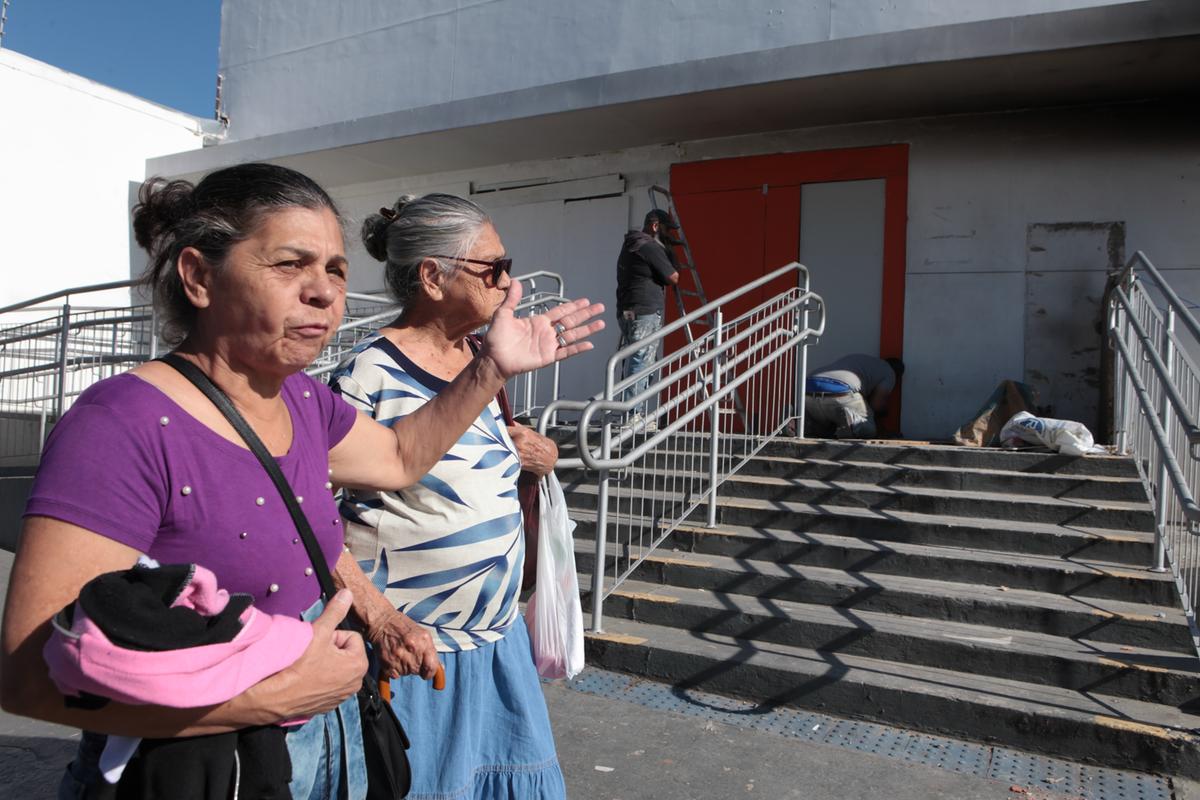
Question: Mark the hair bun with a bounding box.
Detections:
[360,213,393,262]
[360,195,417,262]
[390,194,416,217]
[131,177,196,252]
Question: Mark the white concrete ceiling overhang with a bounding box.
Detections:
[148,0,1200,187]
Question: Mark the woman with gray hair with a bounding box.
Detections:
[1,165,602,799]
[329,193,567,799]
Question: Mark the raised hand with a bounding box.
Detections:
[482,280,605,379]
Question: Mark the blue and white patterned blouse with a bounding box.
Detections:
[330,336,524,652]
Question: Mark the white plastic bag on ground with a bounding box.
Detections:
[525,472,585,679]
[999,411,1106,456]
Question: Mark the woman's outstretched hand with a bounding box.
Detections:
[482,280,605,379]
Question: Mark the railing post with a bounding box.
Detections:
[1119,268,1138,454]
[590,430,612,634]
[38,405,49,455]
[524,369,535,418]
[797,274,811,439]
[55,301,71,419]
[707,309,724,528]
[149,304,159,359]
[1112,294,1130,454]
[110,324,119,379]
[1151,305,1176,573]
[549,363,560,428]
[589,367,617,634]
[798,302,809,439]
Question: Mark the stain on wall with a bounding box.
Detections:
[1023,221,1125,434]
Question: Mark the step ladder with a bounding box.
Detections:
[648,185,749,430]
[648,185,714,344]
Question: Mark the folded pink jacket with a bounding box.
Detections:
[44,562,313,708]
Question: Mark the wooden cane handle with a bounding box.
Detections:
[433,664,446,691]
[378,679,391,702]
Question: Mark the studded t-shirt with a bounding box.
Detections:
[24,370,358,618]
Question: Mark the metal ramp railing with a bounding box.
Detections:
[1107,250,1200,654]
[0,272,569,465]
[539,262,825,632]
[0,281,156,467]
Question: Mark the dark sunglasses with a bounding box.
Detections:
[431,255,513,284]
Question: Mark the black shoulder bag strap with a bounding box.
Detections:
[158,353,338,600]
[159,353,413,799]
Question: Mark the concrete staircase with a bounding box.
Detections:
[556,438,1200,779]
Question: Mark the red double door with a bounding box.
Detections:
[667,144,909,433]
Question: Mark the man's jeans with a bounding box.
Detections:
[804,391,876,439]
[618,311,663,419]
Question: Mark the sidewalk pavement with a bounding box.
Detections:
[0,680,1102,800]
[6,679,1188,800]
[546,678,1049,800]
[2,550,1196,799]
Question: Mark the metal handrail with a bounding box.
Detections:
[0,270,562,318]
[542,261,820,461]
[1111,286,1200,459]
[306,277,568,378]
[603,262,813,397]
[0,279,137,315]
[568,294,822,468]
[514,271,565,298]
[538,262,825,632]
[1108,251,1200,654]
[1109,332,1200,522]
[0,270,567,463]
[1131,251,1200,349]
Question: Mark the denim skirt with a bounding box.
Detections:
[388,616,566,800]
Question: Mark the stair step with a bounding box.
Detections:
[573,541,1193,653]
[774,440,1140,478]
[563,488,1156,564]
[584,617,1200,778]
[561,471,1154,531]
[569,514,1175,605]
[546,432,1141,479]
[590,573,1200,707]
[558,452,1149,502]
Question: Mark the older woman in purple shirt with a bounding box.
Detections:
[0,163,603,799]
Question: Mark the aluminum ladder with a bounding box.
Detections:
[648,185,750,430]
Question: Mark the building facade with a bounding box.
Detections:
[0,49,213,312]
[142,0,1200,437]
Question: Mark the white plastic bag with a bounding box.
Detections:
[525,472,585,679]
[999,411,1106,456]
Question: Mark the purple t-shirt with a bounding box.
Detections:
[24,371,359,618]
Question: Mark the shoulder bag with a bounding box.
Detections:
[465,335,541,591]
[494,384,542,591]
[160,353,411,800]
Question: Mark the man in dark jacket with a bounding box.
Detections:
[616,209,680,426]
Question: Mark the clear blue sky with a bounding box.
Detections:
[3,0,221,118]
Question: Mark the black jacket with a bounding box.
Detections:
[616,230,677,315]
[59,564,293,800]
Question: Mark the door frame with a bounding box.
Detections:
[670,143,909,361]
